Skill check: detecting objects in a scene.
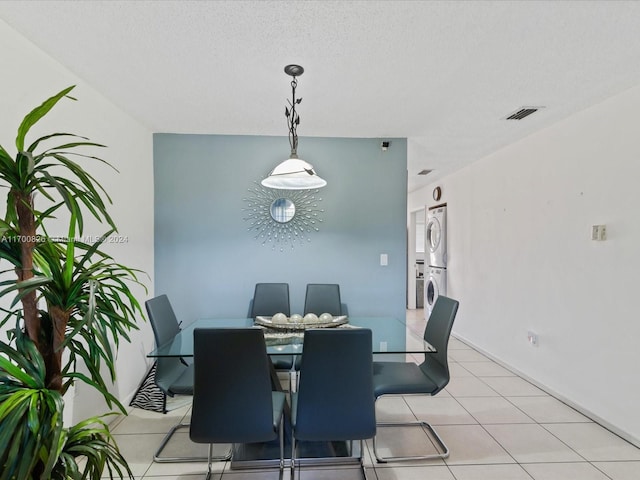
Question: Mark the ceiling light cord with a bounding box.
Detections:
[286,76,302,157]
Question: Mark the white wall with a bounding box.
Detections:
[409,83,640,447]
[0,20,155,423]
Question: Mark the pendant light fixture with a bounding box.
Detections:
[261,64,327,190]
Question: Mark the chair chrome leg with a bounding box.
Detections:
[359,439,369,480]
[205,444,214,480]
[279,417,285,472]
[290,434,296,479]
[373,420,449,463]
[154,421,232,463]
[154,422,200,462]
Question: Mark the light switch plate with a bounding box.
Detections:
[380,253,388,266]
[591,225,607,241]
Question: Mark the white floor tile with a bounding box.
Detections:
[145,459,226,477]
[448,362,475,377]
[483,424,583,463]
[437,424,515,465]
[296,466,373,479]
[506,396,591,423]
[448,463,533,480]
[224,468,291,479]
[480,376,546,397]
[111,433,160,477]
[448,349,492,362]
[404,396,478,425]
[592,461,640,480]
[372,424,445,464]
[143,430,229,466]
[448,337,472,350]
[107,411,128,431]
[361,439,376,467]
[445,376,500,397]
[143,475,216,480]
[543,423,640,461]
[456,396,535,424]
[522,462,611,480]
[458,361,515,377]
[375,396,417,423]
[375,465,455,480]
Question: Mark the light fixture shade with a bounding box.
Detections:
[261,157,327,190]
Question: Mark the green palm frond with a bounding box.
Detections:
[0,332,133,480]
[30,235,146,406]
[0,332,64,480]
[51,414,133,480]
[15,86,76,152]
[1,86,115,232]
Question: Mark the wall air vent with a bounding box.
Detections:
[417,169,433,176]
[505,107,542,120]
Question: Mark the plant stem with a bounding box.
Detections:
[48,305,70,391]
[14,191,40,343]
[15,191,69,391]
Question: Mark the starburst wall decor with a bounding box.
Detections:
[243,182,324,251]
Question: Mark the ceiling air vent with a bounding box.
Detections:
[505,107,544,120]
[506,108,537,120]
[505,107,542,120]
[417,169,432,176]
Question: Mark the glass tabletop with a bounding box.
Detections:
[148,316,434,357]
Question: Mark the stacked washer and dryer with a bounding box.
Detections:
[425,205,447,319]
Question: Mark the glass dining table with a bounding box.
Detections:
[147,316,435,469]
[148,316,434,358]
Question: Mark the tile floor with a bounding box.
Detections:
[107,309,640,479]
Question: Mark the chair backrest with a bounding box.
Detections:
[190,328,276,444]
[420,295,459,394]
[303,283,342,315]
[250,283,290,317]
[145,294,188,395]
[295,328,375,441]
[146,294,181,345]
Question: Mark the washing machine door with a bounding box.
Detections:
[426,216,442,255]
[425,274,440,311]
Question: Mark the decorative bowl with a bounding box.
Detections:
[255,315,348,331]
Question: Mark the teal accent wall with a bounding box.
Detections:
[153,134,407,323]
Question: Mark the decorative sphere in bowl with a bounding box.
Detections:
[303,313,319,323]
[272,312,287,323]
[289,313,303,323]
[319,313,333,322]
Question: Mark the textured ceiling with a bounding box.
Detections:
[1,1,640,192]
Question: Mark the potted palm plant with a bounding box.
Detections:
[0,86,145,479]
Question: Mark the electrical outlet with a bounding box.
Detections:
[379,341,388,352]
[527,330,538,346]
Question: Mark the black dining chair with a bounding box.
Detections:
[372,295,459,462]
[250,283,291,319]
[250,283,299,388]
[145,294,229,463]
[291,328,376,479]
[303,283,343,316]
[190,328,286,479]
